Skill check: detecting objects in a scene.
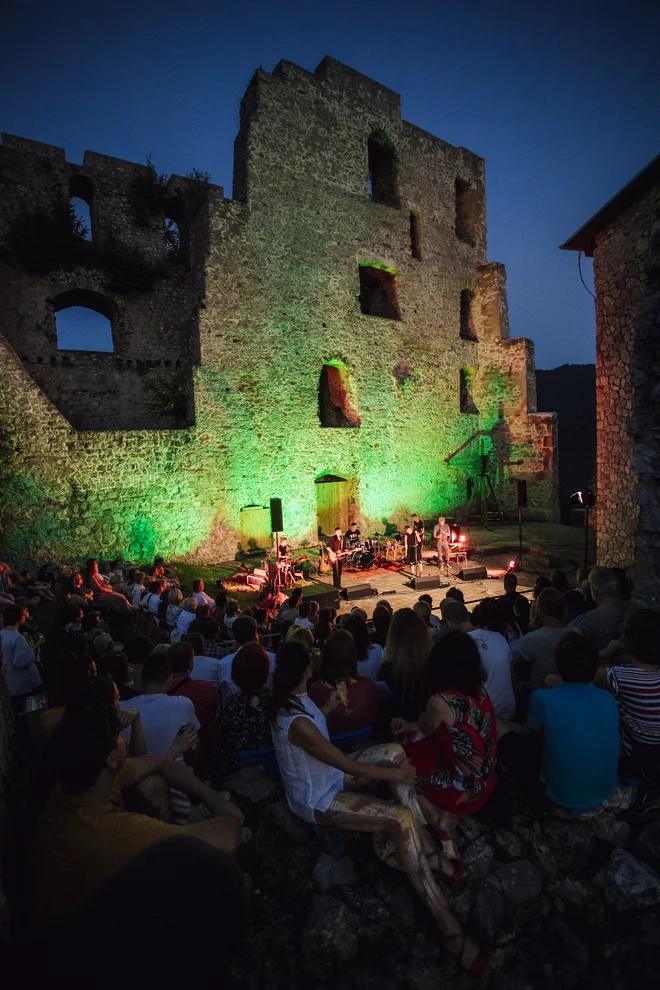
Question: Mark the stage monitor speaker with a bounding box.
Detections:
[411,575,442,591]
[270,497,283,532]
[516,480,528,509]
[342,583,373,601]
[305,589,340,610]
[458,566,488,581]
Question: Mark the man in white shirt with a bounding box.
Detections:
[294,600,317,630]
[192,579,215,610]
[219,615,276,696]
[444,600,516,719]
[185,632,224,688]
[120,652,200,757]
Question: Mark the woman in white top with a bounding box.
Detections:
[171,597,198,644]
[270,642,491,979]
[85,559,133,615]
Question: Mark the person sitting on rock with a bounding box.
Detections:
[223,599,241,631]
[168,641,219,764]
[31,702,243,925]
[214,642,272,780]
[192,579,215,610]
[392,631,497,864]
[443,601,516,720]
[573,567,630,650]
[341,612,384,681]
[271,642,491,979]
[171,597,198,644]
[307,629,379,736]
[218,616,276,697]
[528,633,619,814]
[596,608,660,780]
[515,588,575,695]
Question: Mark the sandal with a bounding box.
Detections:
[430,825,458,860]
[443,932,492,980]
[429,855,469,884]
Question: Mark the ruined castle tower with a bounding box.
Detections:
[0,57,556,562]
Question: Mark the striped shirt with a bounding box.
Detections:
[606,665,660,753]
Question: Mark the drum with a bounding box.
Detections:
[350,549,364,568]
[356,549,375,569]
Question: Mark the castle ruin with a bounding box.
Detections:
[0,56,557,563]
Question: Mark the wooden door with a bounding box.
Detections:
[239,505,271,550]
[316,478,350,539]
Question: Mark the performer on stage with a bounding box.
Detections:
[411,513,425,573]
[345,521,361,549]
[327,526,346,589]
[277,536,290,560]
[404,524,421,576]
[433,515,451,568]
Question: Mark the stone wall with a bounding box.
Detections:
[0,57,556,565]
[591,182,660,603]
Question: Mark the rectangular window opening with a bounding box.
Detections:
[358,265,400,320]
[455,178,477,246]
[410,211,422,260]
[459,289,478,341]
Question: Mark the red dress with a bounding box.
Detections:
[404,686,497,814]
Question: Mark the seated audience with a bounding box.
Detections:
[165,589,183,629]
[192,579,215,609]
[308,629,379,735]
[277,587,302,622]
[214,589,229,615]
[342,612,384,680]
[185,630,224,687]
[131,573,147,608]
[214,643,273,779]
[380,607,431,720]
[223,599,240,630]
[597,608,660,779]
[62,572,95,608]
[1,604,43,712]
[31,703,243,923]
[502,572,525,610]
[40,654,98,738]
[369,604,391,648]
[141,579,166,619]
[219,616,276,696]
[119,652,200,761]
[294,600,316,629]
[516,588,574,694]
[528,634,619,813]
[171,597,198,644]
[574,567,631,650]
[529,576,551,628]
[413,599,434,634]
[103,652,140,702]
[271,642,490,978]
[444,601,515,720]
[419,594,442,631]
[85,559,132,614]
[550,570,570,594]
[314,607,335,649]
[513,594,531,635]
[444,587,465,604]
[394,632,497,830]
[168,641,219,762]
[201,618,232,659]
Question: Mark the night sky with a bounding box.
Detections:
[2,0,658,368]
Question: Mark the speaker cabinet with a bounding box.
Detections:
[270,497,283,532]
[411,575,442,590]
[341,583,373,600]
[304,589,340,610]
[458,566,488,581]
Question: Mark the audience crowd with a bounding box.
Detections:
[1,553,659,982]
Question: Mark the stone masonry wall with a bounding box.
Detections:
[0,57,556,565]
[591,182,660,603]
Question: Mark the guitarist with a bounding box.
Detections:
[326,526,346,589]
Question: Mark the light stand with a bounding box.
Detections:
[513,506,536,573]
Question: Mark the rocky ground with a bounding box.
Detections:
[225,764,660,990]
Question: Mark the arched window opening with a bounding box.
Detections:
[358,264,400,320]
[165,217,181,254]
[53,289,115,352]
[367,133,399,207]
[69,175,93,241]
[455,178,477,246]
[460,289,478,341]
[319,363,361,428]
[460,368,479,414]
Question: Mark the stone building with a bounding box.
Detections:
[562,153,660,607]
[0,57,556,564]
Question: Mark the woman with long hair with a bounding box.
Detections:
[393,632,497,842]
[308,629,379,735]
[85,559,132,614]
[370,604,391,649]
[380,607,431,720]
[270,641,490,978]
[342,614,384,680]
[313,607,335,650]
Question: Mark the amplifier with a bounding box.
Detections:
[411,575,442,590]
[458,566,488,581]
[341,583,374,601]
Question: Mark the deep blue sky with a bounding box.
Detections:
[3,0,659,368]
